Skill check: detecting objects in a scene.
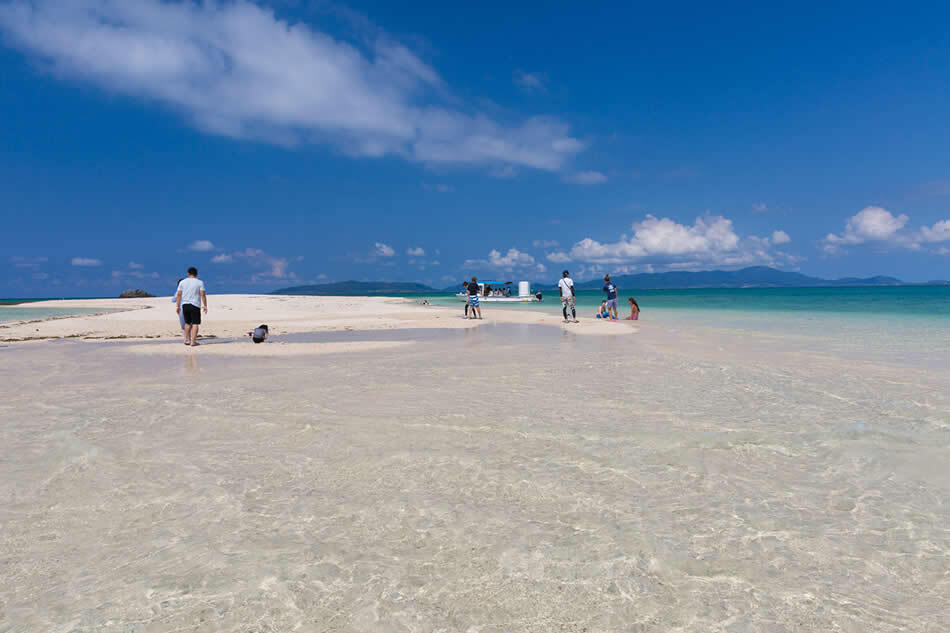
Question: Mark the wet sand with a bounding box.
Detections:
[1,313,948,632]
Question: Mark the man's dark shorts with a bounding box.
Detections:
[182,303,201,325]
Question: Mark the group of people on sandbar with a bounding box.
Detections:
[461,271,640,323]
[556,270,639,324]
[594,273,639,322]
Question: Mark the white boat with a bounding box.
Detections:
[457,280,543,303]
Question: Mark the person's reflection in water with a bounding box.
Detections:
[184,354,200,375]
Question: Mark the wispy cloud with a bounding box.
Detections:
[407,247,425,256]
[209,247,292,279]
[423,183,454,193]
[10,256,47,268]
[564,170,607,185]
[513,70,546,92]
[0,0,584,172]
[464,248,536,271]
[532,239,559,248]
[188,240,215,252]
[128,261,144,269]
[71,257,102,267]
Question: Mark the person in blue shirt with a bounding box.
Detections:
[602,274,619,320]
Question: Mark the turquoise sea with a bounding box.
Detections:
[431,286,950,318]
[0,299,114,324]
[429,286,950,367]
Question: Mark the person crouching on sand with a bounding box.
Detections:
[596,300,610,319]
[625,297,640,320]
[248,324,269,343]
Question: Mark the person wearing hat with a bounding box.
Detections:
[558,269,578,323]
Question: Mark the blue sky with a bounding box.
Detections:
[2,0,949,296]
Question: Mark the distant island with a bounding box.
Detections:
[272,267,949,296]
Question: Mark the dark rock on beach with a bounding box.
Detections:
[118,289,155,298]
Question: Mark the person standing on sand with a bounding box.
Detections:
[468,276,482,319]
[558,269,578,323]
[603,274,619,320]
[176,267,207,346]
[462,281,472,318]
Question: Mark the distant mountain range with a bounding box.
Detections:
[573,266,917,290]
[272,267,949,295]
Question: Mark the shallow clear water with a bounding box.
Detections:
[0,306,116,323]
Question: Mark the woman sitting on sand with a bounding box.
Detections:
[625,297,640,320]
[596,301,610,319]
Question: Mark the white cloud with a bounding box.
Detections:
[564,170,608,185]
[0,0,584,172]
[71,257,102,267]
[10,256,47,268]
[771,230,791,245]
[209,247,292,278]
[513,70,545,92]
[918,219,950,243]
[407,247,425,256]
[464,248,536,270]
[822,206,950,254]
[128,261,144,269]
[532,239,559,248]
[375,242,395,257]
[546,251,571,263]
[567,215,797,270]
[188,240,215,252]
[535,263,547,273]
[752,203,769,213]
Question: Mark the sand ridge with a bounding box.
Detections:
[1,294,637,348]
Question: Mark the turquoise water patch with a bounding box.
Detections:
[0,307,117,323]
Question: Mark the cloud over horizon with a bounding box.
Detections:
[823,206,950,254]
[561,215,797,270]
[0,0,584,172]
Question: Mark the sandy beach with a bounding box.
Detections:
[1,295,948,632]
[0,295,632,345]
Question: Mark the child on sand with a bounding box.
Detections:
[625,297,640,320]
[596,301,610,318]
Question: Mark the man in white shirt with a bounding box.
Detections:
[558,269,578,323]
[176,267,208,346]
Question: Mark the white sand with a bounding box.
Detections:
[0,294,634,346]
[0,297,946,632]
